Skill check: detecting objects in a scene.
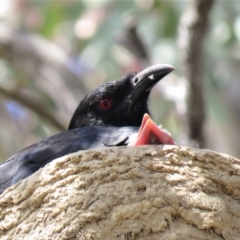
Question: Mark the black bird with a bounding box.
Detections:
[68,64,174,129]
[0,64,174,194]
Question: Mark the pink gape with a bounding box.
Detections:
[134,114,175,146]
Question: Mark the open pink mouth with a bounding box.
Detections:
[133,114,175,146]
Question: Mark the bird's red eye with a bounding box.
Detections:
[98,98,113,111]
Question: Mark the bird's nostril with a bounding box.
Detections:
[134,77,139,84]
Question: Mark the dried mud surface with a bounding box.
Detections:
[0,145,240,240]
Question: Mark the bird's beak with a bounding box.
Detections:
[129,64,174,102]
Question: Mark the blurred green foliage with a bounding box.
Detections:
[0,0,240,160]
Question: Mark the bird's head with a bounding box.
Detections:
[68,64,174,129]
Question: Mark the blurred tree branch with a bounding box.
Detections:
[0,24,88,125]
[115,14,150,63]
[178,0,214,147]
[0,85,65,131]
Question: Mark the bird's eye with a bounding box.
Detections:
[98,98,113,111]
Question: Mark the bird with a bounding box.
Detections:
[0,64,174,194]
[68,64,174,129]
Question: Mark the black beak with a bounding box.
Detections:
[129,64,174,102]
